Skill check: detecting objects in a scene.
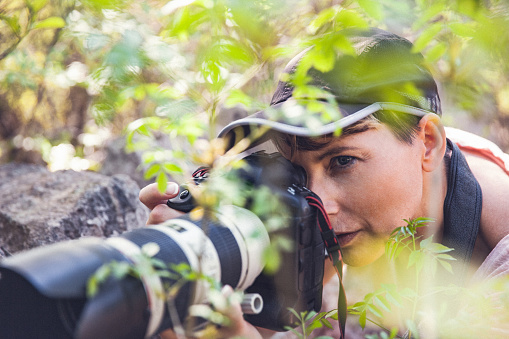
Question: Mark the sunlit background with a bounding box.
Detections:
[2,1,509,337]
[1,0,509,176]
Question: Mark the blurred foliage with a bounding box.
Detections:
[2,1,509,336]
[1,0,509,174]
[348,218,509,339]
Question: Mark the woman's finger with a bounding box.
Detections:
[139,182,180,210]
[146,204,185,225]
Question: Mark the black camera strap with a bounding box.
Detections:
[306,196,346,339]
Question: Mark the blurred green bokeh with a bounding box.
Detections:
[1,0,508,176]
[2,1,509,336]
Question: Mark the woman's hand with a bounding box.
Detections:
[139,182,185,225]
[157,285,264,339]
[211,285,263,339]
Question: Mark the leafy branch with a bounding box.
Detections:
[284,309,336,339]
[348,284,403,334]
[0,0,66,61]
[86,242,168,298]
[346,217,458,338]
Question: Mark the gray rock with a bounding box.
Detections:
[99,137,152,189]
[0,163,149,254]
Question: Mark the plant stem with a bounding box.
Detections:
[301,313,307,339]
[365,317,404,338]
[408,230,418,338]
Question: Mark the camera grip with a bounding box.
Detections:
[166,185,196,213]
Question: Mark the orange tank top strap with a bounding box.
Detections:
[445,127,509,176]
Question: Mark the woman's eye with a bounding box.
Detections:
[331,156,356,169]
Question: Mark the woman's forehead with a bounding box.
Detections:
[273,118,381,158]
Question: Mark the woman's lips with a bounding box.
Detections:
[336,231,360,247]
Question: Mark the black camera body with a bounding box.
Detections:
[243,179,325,330]
[0,152,325,338]
[170,151,326,330]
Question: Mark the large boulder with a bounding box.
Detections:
[0,163,149,255]
[99,137,152,189]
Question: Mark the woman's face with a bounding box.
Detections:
[288,124,426,266]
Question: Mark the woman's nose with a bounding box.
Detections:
[308,179,340,216]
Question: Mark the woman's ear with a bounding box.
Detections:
[418,113,446,172]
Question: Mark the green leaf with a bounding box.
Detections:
[412,23,443,53]
[394,245,406,259]
[224,89,254,109]
[320,318,333,329]
[367,304,383,318]
[352,301,367,310]
[324,309,338,320]
[335,9,369,29]
[306,47,335,73]
[262,245,281,273]
[156,172,168,193]
[87,276,98,297]
[201,59,223,87]
[144,164,161,180]
[448,22,477,38]
[364,292,374,302]
[216,39,255,65]
[413,2,446,30]
[0,15,21,35]
[306,315,325,334]
[387,242,396,260]
[163,163,183,174]
[32,16,66,29]
[137,124,151,137]
[348,309,361,316]
[357,0,383,20]
[304,310,317,321]
[438,259,454,273]
[454,0,479,17]
[111,262,131,279]
[81,0,128,11]
[425,42,447,62]
[28,0,49,13]
[308,7,338,34]
[359,311,367,329]
[408,250,424,269]
[95,264,112,282]
[287,307,302,321]
[427,242,454,253]
[436,253,456,261]
[389,327,399,339]
[285,327,303,337]
[374,295,391,312]
[419,236,433,248]
[382,286,402,307]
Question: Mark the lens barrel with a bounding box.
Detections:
[0,205,269,339]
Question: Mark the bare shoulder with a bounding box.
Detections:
[463,151,509,250]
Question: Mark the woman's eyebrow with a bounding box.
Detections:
[316,146,361,161]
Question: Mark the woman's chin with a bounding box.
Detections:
[341,246,385,267]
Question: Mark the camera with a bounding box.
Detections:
[0,151,325,338]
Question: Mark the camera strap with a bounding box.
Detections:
[306,196,346,339]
